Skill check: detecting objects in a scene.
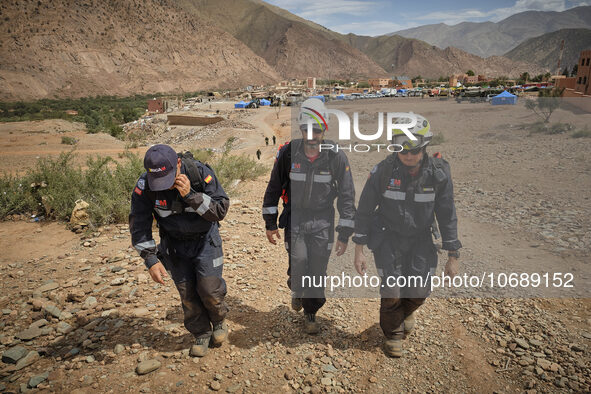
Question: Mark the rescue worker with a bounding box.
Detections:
[129,144,230,357]
[265,136,269,146]
[353,114,461,357]
[263,98,356,334]
[272,135,276,145]
[256,149,262,160]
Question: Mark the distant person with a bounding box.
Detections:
[129,145,230,357]
[353,115,461,357]
[256,149,262,160]
[265,136,269,146]
[262,98,356,334]
[272,135,276,145]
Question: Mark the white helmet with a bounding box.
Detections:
[298,98,329,132]
[391,113,432,150]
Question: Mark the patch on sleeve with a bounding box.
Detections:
[370,165,378,174]
[134,187,142,195]
[345,166,350,172]
[137,178,146,190]
[204,175,213,184]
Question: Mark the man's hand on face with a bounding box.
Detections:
[174,174,191,197]
[148,262,168,285]
[266,229,281,245]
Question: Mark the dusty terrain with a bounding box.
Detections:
[0,98,590,393]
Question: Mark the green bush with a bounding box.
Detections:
[572,126,591,138]
[0,151,144,225]
[0,141,268,224]
[214,153,267,191]
[61,136,77,145]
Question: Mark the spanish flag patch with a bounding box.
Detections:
[204,175,213,184]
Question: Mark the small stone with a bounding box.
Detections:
[136,359,161,375]
[15,351,40,371]
[2,346,29,364]
[36,282,59,293]
[210,380,221,391]
[321,377,332,386]
[17,327,43,341]
[132,308,150,317]
[56,322,73,334]
[322,364,337,373]
[515,338,530,349]
[536,358,551,370]
[111,278,126,286]
[83,297,98,309]
[28,371,49,388]
[114,344,125,354]
[369,376,378,383]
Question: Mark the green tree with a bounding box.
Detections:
[525,88,564,123]
[562,66,570,76]
[466,70,475,76]
[520,72,530,84]
[357,81,370,89]
[571,64,578,77]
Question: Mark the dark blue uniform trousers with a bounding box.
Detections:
[158,227,227,339]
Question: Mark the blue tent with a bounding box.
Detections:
[336,94,345,100]
[491,90,517,105]
[234,100,247,108]
[310,95,326,102]
[259,99,271,106]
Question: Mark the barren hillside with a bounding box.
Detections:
[0,0,279,101]
[342,34,548,79]
[179,0,388,80]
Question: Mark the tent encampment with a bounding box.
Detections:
[234,101,247,108]
[336,94,345,100]
[259,99,271,106]
[491,90,517,105]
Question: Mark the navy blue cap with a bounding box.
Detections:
[144,144,177,191]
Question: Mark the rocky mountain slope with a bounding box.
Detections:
[504,29,591,72]
[177,0,388,80]
[393,6,591,58]
[342,34,547,79]
[0,0,280,101]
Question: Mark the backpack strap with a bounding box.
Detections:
[177,151,205,192]
[377,154,397,196]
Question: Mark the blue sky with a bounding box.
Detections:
[263,0,590,36]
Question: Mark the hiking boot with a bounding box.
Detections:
[304,313,320,335]
[383,338,403,358]
[189,336,210,357]
[212,321,228,345]
[404,312,416,336]
[291,297,303,312]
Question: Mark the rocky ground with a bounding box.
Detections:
[0,98,590,393]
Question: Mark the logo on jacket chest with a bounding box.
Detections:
[291,162,301,171]
[155,199,168,208]
[387,178,401,190]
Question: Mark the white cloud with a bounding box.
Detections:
[265,0,377,18]
[329,21,411,36]
[414,0,571,25]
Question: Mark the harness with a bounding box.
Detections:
[277,140,339,204]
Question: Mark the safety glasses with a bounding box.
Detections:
[300,124,325,134]
[399,146,423,155]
